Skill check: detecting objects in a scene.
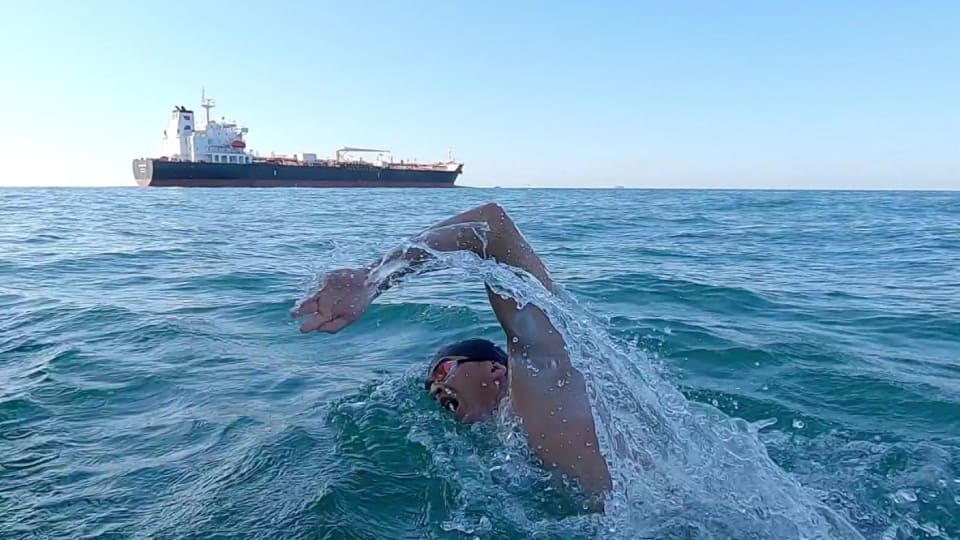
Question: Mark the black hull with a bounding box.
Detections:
[132,159,462,188]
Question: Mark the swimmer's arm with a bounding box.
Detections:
[293,203,611,494]
[374,203,612,495]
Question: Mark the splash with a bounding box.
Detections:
[372,230,865,539]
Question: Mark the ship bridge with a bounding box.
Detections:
[159,90,252,164]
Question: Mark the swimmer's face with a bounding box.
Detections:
[425,356,507,423]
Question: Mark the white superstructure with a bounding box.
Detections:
[159,91,252,164]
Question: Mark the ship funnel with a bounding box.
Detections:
[161,106,196,160]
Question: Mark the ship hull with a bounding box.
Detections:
[132,159,461,188]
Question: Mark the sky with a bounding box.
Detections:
[0,0,957,189]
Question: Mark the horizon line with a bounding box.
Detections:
[1,185,957,193]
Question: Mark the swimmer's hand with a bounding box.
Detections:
[291,268,373,333]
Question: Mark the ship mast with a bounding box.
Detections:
[201,87,216,127]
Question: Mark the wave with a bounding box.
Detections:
[340,247,867,539]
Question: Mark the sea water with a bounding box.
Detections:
[1,188,958,539]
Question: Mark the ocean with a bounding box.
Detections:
[1,188,958,539]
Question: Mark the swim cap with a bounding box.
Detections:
[427,338,508,379]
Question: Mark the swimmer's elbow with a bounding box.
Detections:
[478,202,513,232]
[478,201,506,217]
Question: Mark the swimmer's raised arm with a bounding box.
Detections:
[291,203,539,333]
[292,202,611,495]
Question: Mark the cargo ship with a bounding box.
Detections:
[132,93,463,187]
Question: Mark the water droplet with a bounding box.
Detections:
[561,418,568,424]
[937,479,947,488]
[754,361,760,367]
[792,419,805,429]
[753,417,777,430]
[893,488,917,504]
[536,444,542,450]
[511,336,519,343]
[711,399,719,407]
[539,433,545,439]
[550,410,556,416]
[954,495,960,505]
[761,385,769,391]
[585,441,593,447]
[480,382,488,387]
[577,455,583,460]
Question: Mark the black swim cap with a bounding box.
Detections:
[427,338,508,379]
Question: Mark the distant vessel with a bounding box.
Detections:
[132,92,463,188]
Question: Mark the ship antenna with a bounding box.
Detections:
[201,87,216,126]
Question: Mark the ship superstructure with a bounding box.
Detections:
[133,92,462,188]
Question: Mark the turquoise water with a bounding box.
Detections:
[1,188,958,539]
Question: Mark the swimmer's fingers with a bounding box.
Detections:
[292,291,333,319]
[298,312,333,333]
[298,314,349,334]
[291,294,317,318]
[317,317,351,334]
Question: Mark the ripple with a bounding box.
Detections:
[1,188,958,538]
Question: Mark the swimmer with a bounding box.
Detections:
[292,203,612,497]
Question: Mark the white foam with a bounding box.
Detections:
[399,230,864,539]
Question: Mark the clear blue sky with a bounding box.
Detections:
[0,1,957,189]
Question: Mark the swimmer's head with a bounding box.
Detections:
[424,338,508,423]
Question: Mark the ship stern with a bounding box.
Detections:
[132,158,154,187]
